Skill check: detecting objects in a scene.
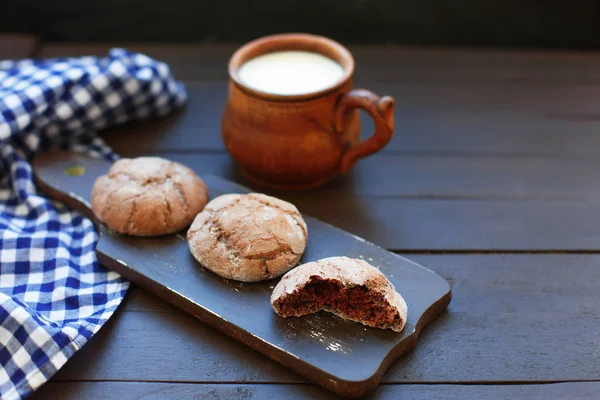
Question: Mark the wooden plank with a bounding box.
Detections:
[38,151,600,250]
[38,44,234,81]
[0,34,38,59]
[35,155,600,251]
[69,153,600,250]
[386,112,600,156]
[102,83,227,154]
[371,82,600,116]
[349,46,600,85]
[123,285,181,313]
[114,152,600,201]
[39,44,600,84]
[101,82,600,156]
[57,255,600,383]
[53,307,303,383]
[287,197,600,251]
[33,150,600,251]
[29,381,600,400]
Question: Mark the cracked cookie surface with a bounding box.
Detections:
[187,193,308,282]
[91,157,209,236]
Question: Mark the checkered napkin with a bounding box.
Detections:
[0,49,187,399]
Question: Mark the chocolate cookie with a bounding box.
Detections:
[271,256,408,332]
[187,193,308,282]
[91,157,208,236]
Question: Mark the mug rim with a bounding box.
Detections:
[228,33,355,102]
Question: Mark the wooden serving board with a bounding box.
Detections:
[33,151,451,398]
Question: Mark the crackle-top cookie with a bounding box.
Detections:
[187,193,308,282]
[91,157,208,236]
[271,256,408,332]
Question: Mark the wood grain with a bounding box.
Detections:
[34,153,600,251]
[292,197,600,251]
[55,255,600,384]
[39,44,600,84]
[39,44,235,81]
[85,152,600,251]
[27,43,600,399]
[370,82,600,116]
[114,152,600,201]
[29,382,600,400]
[98,82,600,156]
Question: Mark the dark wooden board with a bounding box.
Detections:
[30,381,600,400]
[52,255,600,384]
[32,151,451,398]
[96,82,600,156]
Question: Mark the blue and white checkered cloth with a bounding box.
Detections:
[0,49,187,399]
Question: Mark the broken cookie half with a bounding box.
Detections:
[271,256,408,333]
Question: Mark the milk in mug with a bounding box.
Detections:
[237,51,345,96]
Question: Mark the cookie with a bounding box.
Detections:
[187,193,308,282]
[91,157,208,236]
[270,256,408,332]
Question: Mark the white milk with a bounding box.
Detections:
[237,51,344,95]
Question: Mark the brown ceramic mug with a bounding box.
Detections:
[222,33,395,190]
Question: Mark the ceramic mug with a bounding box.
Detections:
[222,33,395,190]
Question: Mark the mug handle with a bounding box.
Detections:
[334,89,395,174]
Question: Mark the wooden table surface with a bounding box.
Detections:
[4,37,600,399]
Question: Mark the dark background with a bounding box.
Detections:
[2,0,600,49]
